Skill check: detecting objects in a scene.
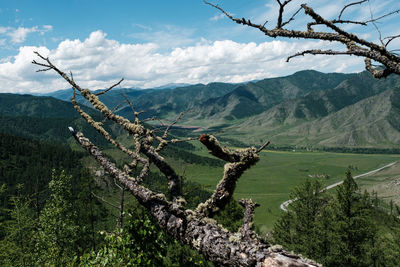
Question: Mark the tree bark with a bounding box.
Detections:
[69,128,320,267]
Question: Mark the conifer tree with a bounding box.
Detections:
[0,184,36,267]
[273,179,327,259]
[36,170,81,265]
[329,170,376,266]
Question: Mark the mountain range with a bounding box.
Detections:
[3,69,400,148]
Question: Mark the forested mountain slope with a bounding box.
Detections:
[0,94,111,146]
[9,70,400,148]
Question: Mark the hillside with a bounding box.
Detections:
[228,87,400,148]
[0,93,97,118]
[8,70,400,148]
[180,70,351,126]
[0,93,111,146]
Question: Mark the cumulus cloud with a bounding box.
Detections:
[1,25,53,44]
[0,30,364,94]
[8,26,38,43]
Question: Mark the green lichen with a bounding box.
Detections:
[229,232,241,243]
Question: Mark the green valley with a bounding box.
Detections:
[2,69,400,265]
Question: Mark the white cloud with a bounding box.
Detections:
[210,13,226,21]
[42,25,53,32]
[132,23,152,31]
[7,26,38,43]
[0,27,8,34]
[0,30,364,94]
[1,25,53,44]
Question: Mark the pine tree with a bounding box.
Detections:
[329,170,376,267]
[36,170,81,265]
[273,179,327,259]
[0,184,36,267]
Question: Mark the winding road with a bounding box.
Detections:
[279,161,397,212]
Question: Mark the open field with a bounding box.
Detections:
[356,161,400,206]
[98,143,400,233]
[172,149,400,233]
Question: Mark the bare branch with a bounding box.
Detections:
[68,127,172,206]
[33,52,84,91]
[91,192,120,210]
[95,78,124,96]
[162,112,185,139]
[121,93,141,124]
[256,140,270,153]
[280,6,303,28]
[101,100,126,124]
[141,116,157,123]
[287,49,354,62]
[365,8,400,23]
[71,89,148,168]
[338,0,367,20]
[307,19,367,30]
[276,0,293,28]
[68,127,318,266]
[204,1,236,21]
[364,58,392,78]
[384,34,400,47]
[207,2,400,77]
[199,134,244,162]
[33,54,184,198]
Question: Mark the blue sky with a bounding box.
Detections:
[1,0,399,93]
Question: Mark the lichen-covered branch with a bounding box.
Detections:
[196,134,260,217]
[72,89,148,168]
[34,52,320,265]
[68,127,319,266]
[238,199,260,241]
[205,1,400,78]
[33,53,182,198]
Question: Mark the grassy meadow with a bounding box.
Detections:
[97,141,400,233]
[171,148,400,233]
[356,161,400,206]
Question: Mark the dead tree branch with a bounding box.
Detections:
[338,0,368,20]
[67,126,319,266]
[95,78,124,96]
[238,199,260,241]
[204,1,400,78]
[34,53,320,266]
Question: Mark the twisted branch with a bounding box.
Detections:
[34,50,319,265]
[205,1,400,78]
[196,134,259,217]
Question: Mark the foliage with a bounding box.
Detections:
[273,171,400,266]
[273,179,328,259]
[35,170,81,266]
[81,207,213,266]
[0,184,36,266]
[213,198,244,232]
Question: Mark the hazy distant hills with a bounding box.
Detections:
[3,70,400,148]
